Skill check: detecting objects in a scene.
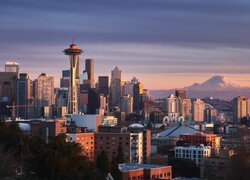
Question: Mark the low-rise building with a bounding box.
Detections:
[119,163,172,180]
[102,115,118,126]
[174,145,212,165]
[41,119,67,143]
[67,127,95,161]
[65,114,102,132]
[180,132,221,148]
[95,124,151,164]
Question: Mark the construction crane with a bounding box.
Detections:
[6,102,33,120]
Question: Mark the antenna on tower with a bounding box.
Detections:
[72,36,75,44]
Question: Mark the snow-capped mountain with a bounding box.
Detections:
[185,75,243,91]
[150,75,250,99]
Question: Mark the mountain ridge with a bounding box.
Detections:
[184,75,246,91]
[150,75,250,99]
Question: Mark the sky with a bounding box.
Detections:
[0,0,250,89]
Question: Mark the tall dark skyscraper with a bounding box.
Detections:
[133,82,143,114]
[87,88,99,114]
[98,76,109,97]
[85,59,94,88]
[60,70,70,88]
[16,73,33,118]
[0,71,17,117]
[175,89,186,99]
[110,66,121,107]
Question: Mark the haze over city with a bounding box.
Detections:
[1,0,250,89]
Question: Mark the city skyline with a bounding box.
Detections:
[1,0,250,89]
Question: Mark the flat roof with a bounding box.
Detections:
[119,163,165,172]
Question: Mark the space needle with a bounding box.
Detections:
[63,44,83,114]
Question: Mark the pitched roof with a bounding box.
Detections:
[157,124,200,138]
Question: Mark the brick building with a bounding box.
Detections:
[95,124,151,164]
[67,127,95,161]
[119,163,172,180]
[180,132,221,148]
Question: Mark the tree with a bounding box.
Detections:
[110,155,122,180]
[230,146,250,180]
[0,146,17,178]
[169,158,200,178]
[28,134,99,180]
[110,145,124,180]
[96,150,110,173]
[116,145,125,163]
[0,118,31,179]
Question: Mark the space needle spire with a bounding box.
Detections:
[63,44,83,114]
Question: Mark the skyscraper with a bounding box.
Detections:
[34,73,54,116]
[166,94,180,114]
[79,71,91,113]
[120,94,133,115]
[133,82,143,114]
[63,44,83,114]
[175,89,186,99]
[204,108,217,123]
[0,71,17,117]
[55,87,68,108]
[179,98,192,119]
[85,59,94,88]
[233,96,250,125]
[5,61,19,76]
[87,88,99,114]
[110,66,122,107]
[192,99,205,122]
[60,70,70,88]
[16,73,33,118]
[98,76,109,97]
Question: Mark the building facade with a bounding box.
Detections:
[16,73,34,118]
[180,133,221,149]
[174,145,211,165]
[233,96,250,125]
[119,163,172,180]
[110,66,122,107]
[98,76,109,97]
[192,99,205,122]
[34,73,55,116]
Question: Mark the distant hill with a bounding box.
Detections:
[150,75,250,99]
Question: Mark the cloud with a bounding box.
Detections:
[0,0,250,88]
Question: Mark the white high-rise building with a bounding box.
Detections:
[180,98,192,118]
[233,96,250,125]
[192,99,205,122]
[166,94,180,116]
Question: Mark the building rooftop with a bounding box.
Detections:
[128,123,144,129]
[175,145,211,150]
[5,61,19,65]
[18,123,31,132]
[118,163,163,172]
[155,124,200,138]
